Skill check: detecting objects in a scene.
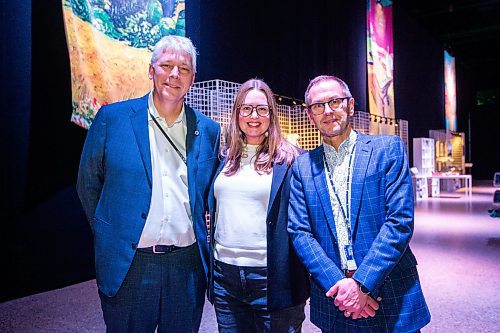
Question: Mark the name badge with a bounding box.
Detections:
[344,244,354,261]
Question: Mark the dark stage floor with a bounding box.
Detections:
[1,181,499,332]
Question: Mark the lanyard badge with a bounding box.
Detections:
[324,143,357,268]
[344,244,354,261]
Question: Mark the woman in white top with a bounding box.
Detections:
[209,79,310,332]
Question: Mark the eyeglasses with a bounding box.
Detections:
[159,63,192,76]
[308,97,351,115]
[239,104,271,117]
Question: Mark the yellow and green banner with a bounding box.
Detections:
[63,0,185,128]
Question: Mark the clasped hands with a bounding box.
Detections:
[325,278,379,319]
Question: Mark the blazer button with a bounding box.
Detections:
[131,243,137,250]
[141,213,147,219]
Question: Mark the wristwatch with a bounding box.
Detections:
[358,282,370,295]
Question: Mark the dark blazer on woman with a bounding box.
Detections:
[208,150,310,311]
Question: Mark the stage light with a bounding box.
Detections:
[292,100,297,105]
[379,117,383,123]
[385,118,388,124]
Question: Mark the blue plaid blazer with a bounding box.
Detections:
[288,133,430,332]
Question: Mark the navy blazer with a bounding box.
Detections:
[288,134,431,332]
[77,94,220,297]
[209,151,310,311]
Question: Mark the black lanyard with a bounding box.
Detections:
[149,112,187,165]
[323,143,356,244]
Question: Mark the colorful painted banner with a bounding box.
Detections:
[62,0,186,129]
[367,0,394,134]
[444,50,457,131]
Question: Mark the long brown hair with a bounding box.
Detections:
[222,78,298,176]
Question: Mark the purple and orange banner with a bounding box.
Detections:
[62,0,186,129]
[444,50,457,131]
[367,0,394,134]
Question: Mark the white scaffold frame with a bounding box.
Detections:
[186,79,408,150]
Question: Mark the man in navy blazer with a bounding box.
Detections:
[77,35,220,332]
[288,75,430,332]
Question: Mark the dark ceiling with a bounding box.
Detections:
[398,0,500,89]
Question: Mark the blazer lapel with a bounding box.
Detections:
[130,95,153,187]
[214,156,226,179]
[185,105,201,214]
[310,146,338,241]
[209,157,227,245]
[350,136,372,238]
[267,161,288,218]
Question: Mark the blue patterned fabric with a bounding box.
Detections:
[99,244,205,332]
[288,133,431,332]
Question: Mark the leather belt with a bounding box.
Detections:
[138,245,184,254]
[343,269,356,278]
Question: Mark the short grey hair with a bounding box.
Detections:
[304,75,352,106]
[150,35,197,73]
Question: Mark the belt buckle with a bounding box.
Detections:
[152,245,166,254]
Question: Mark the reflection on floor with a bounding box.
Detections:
[411,181,500,332]
[1,181,499,332]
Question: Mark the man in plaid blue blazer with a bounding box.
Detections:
[288,75,430,332]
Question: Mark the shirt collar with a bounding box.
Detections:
[147,91,186,127]
[323,130,358,157]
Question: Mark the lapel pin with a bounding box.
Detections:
[194,130,200,136]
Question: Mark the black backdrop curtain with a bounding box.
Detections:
[393,3,445,142]
[189,0,367,110]
[392,3,445,166]
[5,0,491,302]
[2,0,369,302]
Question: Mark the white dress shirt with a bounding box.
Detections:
[138,92,196,248]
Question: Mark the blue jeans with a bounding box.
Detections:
[213,259,305,333]
[99,244,205,333]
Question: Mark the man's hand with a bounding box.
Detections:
[353,296,379,319]
[325,278,367,314]
[325,278,379,319]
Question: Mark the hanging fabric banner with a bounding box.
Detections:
[444,50,457,131]
[367,0,394,134]
[62,0,186,129]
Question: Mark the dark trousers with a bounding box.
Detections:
[213,259,305,333]
[99,243,205,333]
